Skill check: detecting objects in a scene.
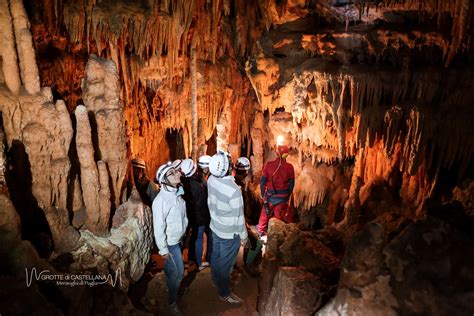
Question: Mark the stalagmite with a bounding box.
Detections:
[10,0,40,94]
[0,0,21,95]
[97,161,112,234]
[75,105,103,236]
[82,55,127,208]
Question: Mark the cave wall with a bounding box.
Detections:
[245,0,473,222]
[27,0,262,178]
[22,0,474,219]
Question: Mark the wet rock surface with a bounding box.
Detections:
[318,209,474,315]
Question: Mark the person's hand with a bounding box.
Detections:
[241,238,249,247]
[161,253,170,261]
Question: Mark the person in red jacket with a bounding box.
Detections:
[257,145,295,236]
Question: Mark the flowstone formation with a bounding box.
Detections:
[0,0,152,292]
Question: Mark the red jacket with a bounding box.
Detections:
[260,158,295,205]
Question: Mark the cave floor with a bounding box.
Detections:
[179,267,259,316]
[130,254,259,315]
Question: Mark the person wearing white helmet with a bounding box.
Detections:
[179,158,197,178]
[172,159,183,169]
[131,158,159,207]
[233,156,260,273]
[234,157,251,190]
[197,155,211,178]
[187,156,213,271]
[207,151,248,304]
[152,162,188,315]
[178,158,199,269]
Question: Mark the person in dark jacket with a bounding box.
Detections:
[187,156,213,270]
[131,158,159,207]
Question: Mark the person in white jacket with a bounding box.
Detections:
[153,161,188,315]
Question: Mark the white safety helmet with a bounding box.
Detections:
[156,161,174,184]
[181,158,196,177]
[172,159,182,169]
[209,151,232,178]
[235,157,251,171]
[197,155,211,169]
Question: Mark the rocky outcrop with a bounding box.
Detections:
[0,189,52,276]
[263,267,323,316]
[317,213,474,315]
[69,191,153,291]
[452,178,474,217]
[0,88,75,252]
[0,0,151,292]
[259,219,342,314]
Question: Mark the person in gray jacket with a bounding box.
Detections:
[153,161,188,315]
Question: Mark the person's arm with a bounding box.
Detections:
[288,178,294,195]
[260,176,267,198]
[148,181,160,203]
[260,163,269,198]
[152,197,170,256]
[230,190,248,241]
[288,164,295,195]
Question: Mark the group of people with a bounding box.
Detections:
[130,144,295,315]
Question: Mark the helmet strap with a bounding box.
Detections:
[162,174,179,191]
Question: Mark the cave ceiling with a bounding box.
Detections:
[1,0,473,214]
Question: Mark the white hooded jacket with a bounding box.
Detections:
[152,187,188,256]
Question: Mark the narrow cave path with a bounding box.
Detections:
[130,253,259,316]
[179,267,258,316]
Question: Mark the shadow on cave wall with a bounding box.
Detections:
[165,128,186,160]
[5,139,53,258]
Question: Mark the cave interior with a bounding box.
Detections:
[0,0,473,315]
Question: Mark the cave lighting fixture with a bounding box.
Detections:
[276,135,285,146]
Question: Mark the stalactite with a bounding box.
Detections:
[0,127,6,194]
[216,87,234,151]
[445,0,470,66]
[250,111,265,176]
[190,47,198,160]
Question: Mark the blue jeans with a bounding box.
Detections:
[211,232,241,297]
[194,225,212,266]
[164,244,184,304]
